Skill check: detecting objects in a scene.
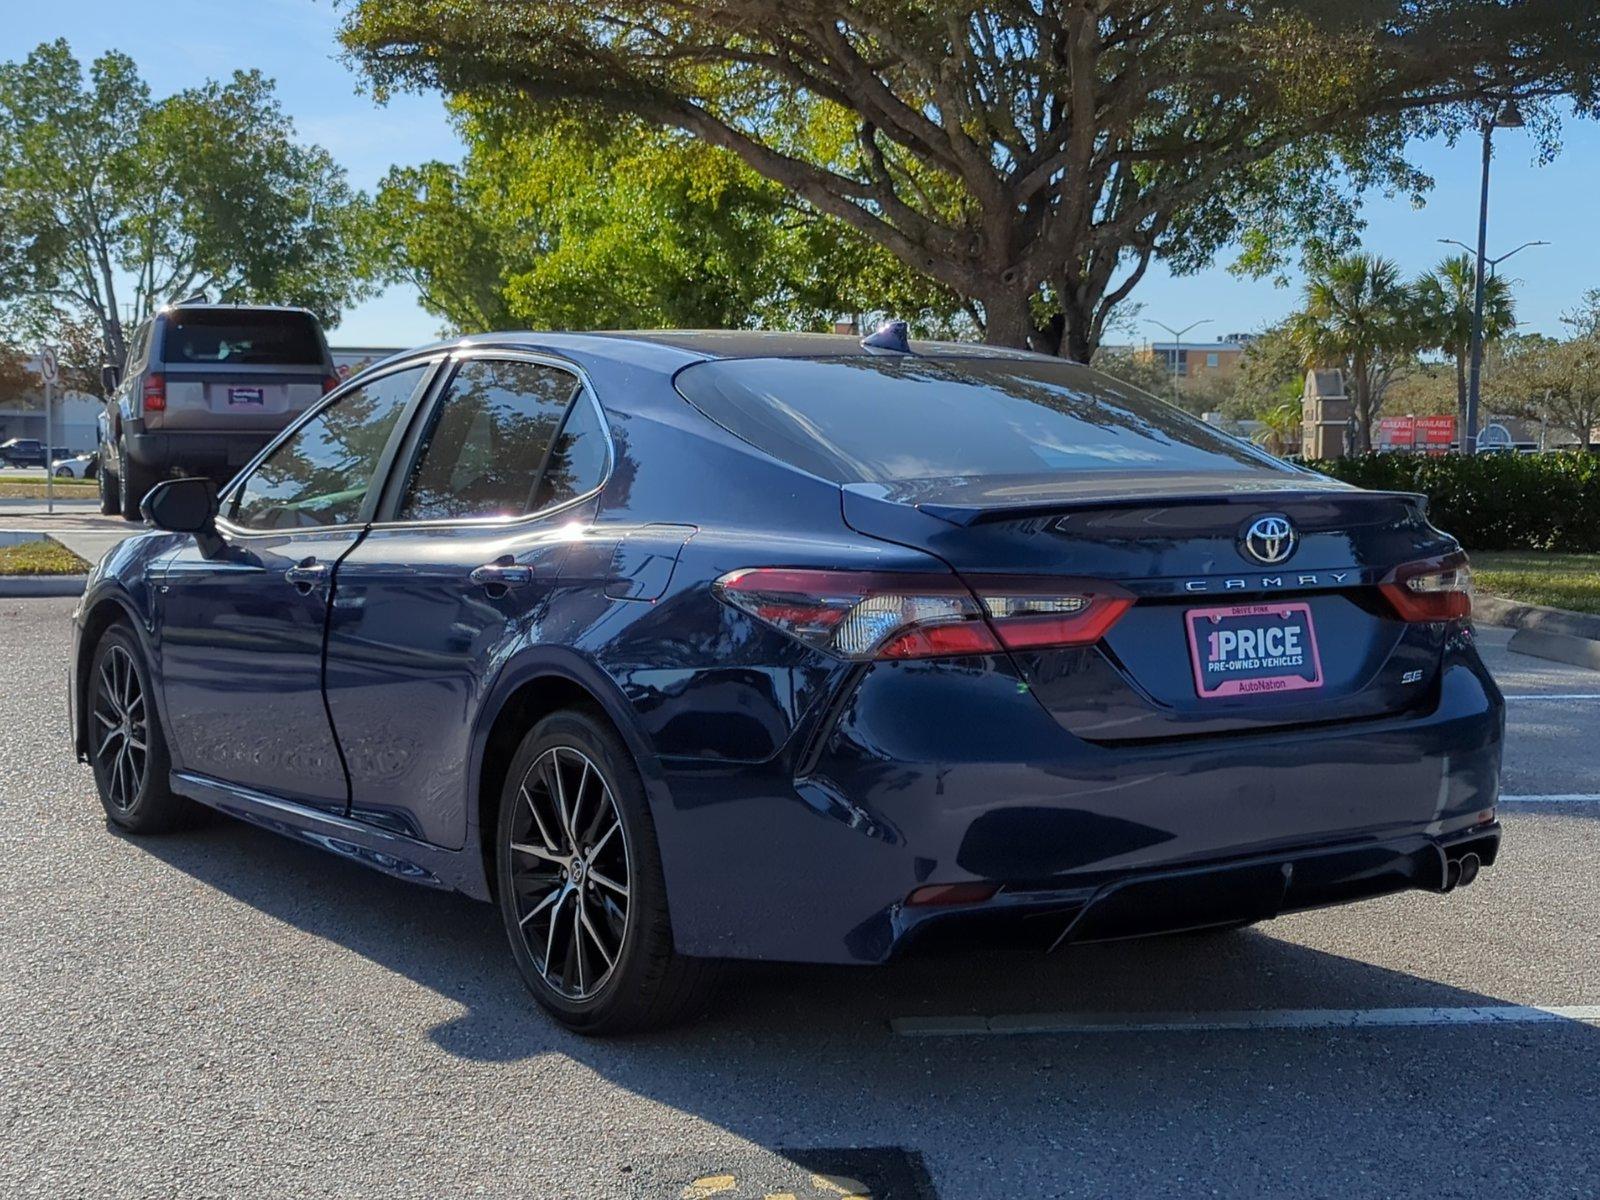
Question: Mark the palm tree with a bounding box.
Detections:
[1289,254,1421,453]
[1416,253,1516,435]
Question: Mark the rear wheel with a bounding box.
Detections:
[118,441,156,520]
[495,709,719,1034]
[97,459,120,515]
[87,625,199,833]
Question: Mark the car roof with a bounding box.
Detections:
[156,304,320,319]
[359,329,1059,378]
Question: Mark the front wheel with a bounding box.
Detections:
[54,465,74,478]
[495,709,719,1034]
[87,625,200,833]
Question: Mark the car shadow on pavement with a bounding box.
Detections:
[129,810,1581,1050]
[128,813,1600,1194]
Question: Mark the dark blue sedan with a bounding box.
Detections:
[68,329,1504,1033]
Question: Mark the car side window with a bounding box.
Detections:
[396,358,602,522]
[532,389,609,511]
[227,364,429,531]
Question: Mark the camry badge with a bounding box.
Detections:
[1241,514,1298,566]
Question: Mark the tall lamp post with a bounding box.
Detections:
[1462,101,1526,455]
[1147,318,1212,405]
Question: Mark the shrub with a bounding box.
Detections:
[1304,452,1600,552]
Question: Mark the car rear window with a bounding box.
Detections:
[673,356,1285,483]
[160,310,324,366]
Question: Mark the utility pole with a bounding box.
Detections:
[1462,101,1525,455]
[39,344,60,515]
[1147,319,1213,406]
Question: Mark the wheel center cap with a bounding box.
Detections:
[571,857,588,887]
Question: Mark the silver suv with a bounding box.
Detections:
[98,305,337,519]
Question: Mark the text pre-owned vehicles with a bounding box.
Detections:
[97,304,338,521]
[67,330,1505,1034]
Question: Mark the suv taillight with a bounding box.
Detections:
[713,568,1133,661]
[142,374,166,412]
[1379,555,1473,622]
[322,374,340,394]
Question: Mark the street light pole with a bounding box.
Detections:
[1147,318,1213,406]
[1463,101,1525,455]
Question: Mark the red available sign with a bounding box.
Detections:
[1378,415,1455,452]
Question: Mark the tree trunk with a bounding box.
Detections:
[980,287,1036,351]
[1352,354,1374,454]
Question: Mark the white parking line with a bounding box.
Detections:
[1500,794,1600,805]
[892,1004,1600,1037]
[1503,694,1600,701]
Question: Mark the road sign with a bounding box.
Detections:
[38,345,59,386]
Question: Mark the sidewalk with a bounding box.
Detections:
[0,500,134,567]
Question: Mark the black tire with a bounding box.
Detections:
[86,624,200,834]
[118,441,156,520]
[98,458,120,514]
[495,708,720,1035]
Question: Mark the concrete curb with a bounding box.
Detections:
[1475,594,1600,671]
[1475,594,1600,642]
[1506,628,1600,672]
[0,574,88,598]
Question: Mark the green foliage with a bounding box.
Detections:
[364,110,961,335]
[342,1,1600,357]
[1415,254,1516,426]
[1289,254,1425,451]
[1224,323,1305,421]
[0,40,373,364]
[1308,452,1600,552]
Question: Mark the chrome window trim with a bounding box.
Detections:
[361,347,615,533]
[214,355,446,540]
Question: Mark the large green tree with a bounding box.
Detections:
[1289,253,1423,453]
[366,110,961,334]
[1415,253,1517,433]
[0,41,373,367]
[343,0,1600,358]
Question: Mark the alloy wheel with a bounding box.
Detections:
[93,644,148,811]
[508,746,631,1000]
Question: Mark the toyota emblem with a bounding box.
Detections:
[1241,514,1298,566]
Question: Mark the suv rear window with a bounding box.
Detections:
[674,356,1285,483]
[160,310,324,366]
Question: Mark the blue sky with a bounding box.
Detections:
[6,0,1598,348]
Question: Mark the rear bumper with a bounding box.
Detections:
[124,425,274,472]
[652,639,1505,963]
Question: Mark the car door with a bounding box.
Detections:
[323,352,612,848]
[155,360,437,811]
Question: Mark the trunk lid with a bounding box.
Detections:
[841,472,1460,742]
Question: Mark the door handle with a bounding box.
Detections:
[284,558,330,593]
[470,559,533,591]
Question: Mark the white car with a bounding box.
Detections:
[50,453,97,480]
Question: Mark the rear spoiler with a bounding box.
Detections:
[910,488,1432,527]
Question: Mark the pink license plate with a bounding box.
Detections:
[1185,602,1324,699]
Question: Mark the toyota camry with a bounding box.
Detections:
[68,327,1505,1033]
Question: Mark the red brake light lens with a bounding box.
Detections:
[1380,555,1473,622]
[323,374,341,394]
[713,568,1133,661]
[142,374,166,412]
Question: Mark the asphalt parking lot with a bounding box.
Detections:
[2,600,1598,1199]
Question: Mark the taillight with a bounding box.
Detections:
[142,374,166,412]
[1380,555,1473,622]
[713,568,1132,661]
[322,375,340,394]
[968,576,1135,650]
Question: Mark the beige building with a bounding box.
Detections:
[1135,334,1254,386]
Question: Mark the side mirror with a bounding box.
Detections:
[142,477,225,559]
[100,363,122,394]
